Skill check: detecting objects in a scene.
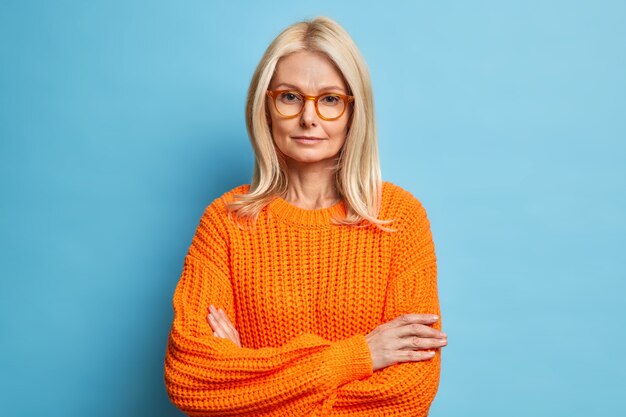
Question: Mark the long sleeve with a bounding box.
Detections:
[327,194,441,416]
[163,202,374,417]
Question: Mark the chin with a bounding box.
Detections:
[275,142,341,166]
[288,156,328,164]
[285,152,339,165]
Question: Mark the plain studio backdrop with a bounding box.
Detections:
[1,1,624,416]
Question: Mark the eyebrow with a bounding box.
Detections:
[273,82,347,94]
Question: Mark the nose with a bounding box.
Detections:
[299,97,318,127]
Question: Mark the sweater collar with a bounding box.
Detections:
[267,195,347,227]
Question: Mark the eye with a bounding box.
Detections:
[320,94,341,105]
[279,91,302,103]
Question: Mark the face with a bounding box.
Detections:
[267,51,352,169]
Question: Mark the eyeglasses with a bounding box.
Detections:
[266,89,354,121]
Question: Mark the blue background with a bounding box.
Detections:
[1,1,624,416]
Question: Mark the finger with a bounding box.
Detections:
[217,308,239,341]
[207,311,216,330]
[395,322,446,339]
[209,305,241,346]
[209,305,230,330]
[387,314,439,328]
[396,349,437,363]
[208,307,232,338]
[207,307,218,331]
[399,335,448,350]
[216,308,234,328]
[207,305,222,334]
[208,313,229,338]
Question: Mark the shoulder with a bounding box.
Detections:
[381,181,431,232]
[204,183,251,212]
[197,184,251,231]
[218,183,251,203]
[381,181,428,216]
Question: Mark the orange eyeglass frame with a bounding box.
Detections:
[266,89,355,121]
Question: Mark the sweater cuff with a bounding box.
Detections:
[323,334,374,388]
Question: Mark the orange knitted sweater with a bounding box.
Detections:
[164,181,441,416]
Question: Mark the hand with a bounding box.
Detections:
[207,304,242,347]
[365,314,447,371]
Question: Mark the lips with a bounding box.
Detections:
[292,136,325,140]
[292,136,326,145]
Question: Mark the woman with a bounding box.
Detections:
[164,16,447,417]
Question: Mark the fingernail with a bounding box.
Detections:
[432,315,439,320]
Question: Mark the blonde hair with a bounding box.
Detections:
[226,16,396,232]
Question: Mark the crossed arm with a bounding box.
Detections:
[165,195,445,416]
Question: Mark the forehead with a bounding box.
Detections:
[271,51,347,91]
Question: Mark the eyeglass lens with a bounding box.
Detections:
[274,91,346,119]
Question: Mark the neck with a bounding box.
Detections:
[283,159,341,210]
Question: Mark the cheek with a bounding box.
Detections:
[270,119,288,138]
[329,120,350,140]
[269,119,295,150]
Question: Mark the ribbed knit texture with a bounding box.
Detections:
[164,181,441,416]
